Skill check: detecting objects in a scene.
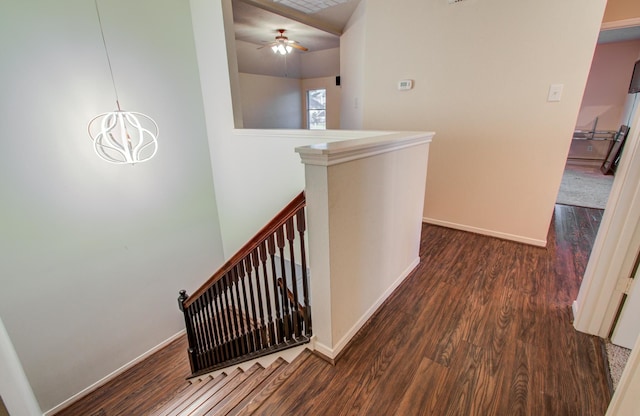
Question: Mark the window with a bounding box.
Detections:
[307,89,326,130]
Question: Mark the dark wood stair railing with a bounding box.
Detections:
[178,192,312,377]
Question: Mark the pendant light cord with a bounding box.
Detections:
[95,0,121,111]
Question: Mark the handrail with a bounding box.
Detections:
[178,192,312,376]
[184,192,306,308]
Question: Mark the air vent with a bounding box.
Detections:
[274,0,351,14]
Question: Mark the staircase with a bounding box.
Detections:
[179,192,312,377]
[150,349,312,416]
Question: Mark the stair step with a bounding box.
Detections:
[163,368,243,416]
[152,374,218,416]
[186,364,263,416]
[230,349,313,416]
[201,358,287,415]
[151,349,312,416]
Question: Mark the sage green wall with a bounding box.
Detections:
[0,0,224,411]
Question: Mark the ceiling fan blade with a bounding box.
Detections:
[289,43,308,52]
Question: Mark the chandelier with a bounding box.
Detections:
[87,0,158,165]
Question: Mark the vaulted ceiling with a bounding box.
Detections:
[232,0,361,52]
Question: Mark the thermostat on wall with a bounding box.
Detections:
[398,79,413,90]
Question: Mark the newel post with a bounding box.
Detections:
[178,290,197,374]
[178,289,188,311]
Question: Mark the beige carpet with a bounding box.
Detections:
[556,164,614,209]
[605,341,631,391]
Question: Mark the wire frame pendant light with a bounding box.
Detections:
[88,0,158,165]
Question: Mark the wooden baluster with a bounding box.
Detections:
[197,300,210,370]
[259,241,275,347]
[276,226,292,340]
[286,217,301,338]
[196,296,213,367]
[203,288,221,365]
[227,271,245,357]
[267,234,284,344]
[240,253,260,350]
[296,207,312,336]
[178,290,198,374]
[190,298,204,370]
[230,266,247,355]
[233,258,255,352]
[193,298,211,370]
[188,308,203,373]
[251,248,268,349]
[213,283,231,362]
[221,273,239,358]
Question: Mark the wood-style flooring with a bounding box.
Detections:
[55,204,610,415]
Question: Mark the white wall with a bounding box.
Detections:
[239,73,303,129]
[576,40,640,131]
[340,0,367,129]
[0,0,224,411]
[236,40,339,81]
[300,48,340,79]
[341,0,607,246]
[301,77,342,129]
[0,317,40,415]
[236,45,341,130]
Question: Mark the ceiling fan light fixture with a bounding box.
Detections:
[286,45,293,53]
[275,44,288,55]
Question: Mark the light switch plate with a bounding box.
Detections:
[548,84,563,102]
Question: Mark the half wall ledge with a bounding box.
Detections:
[295,131,435,166]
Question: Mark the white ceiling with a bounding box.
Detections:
[232,0,361,52]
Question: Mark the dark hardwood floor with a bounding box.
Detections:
[54,204,610,415]
[254,204,610,415]
[54,336,192,416]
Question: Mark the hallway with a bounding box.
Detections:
[255,204,610,415]
[54,204,611,415]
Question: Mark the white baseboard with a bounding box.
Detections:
[316,257,420,361]
[44,330,186,416]
[423,217,547,247]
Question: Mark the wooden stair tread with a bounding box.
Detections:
[230,349,313,416]
[150,350,312,416]
[186,364,263,416]
[151,375,218,416]
[198,358,287,416]
[164,368,243,416]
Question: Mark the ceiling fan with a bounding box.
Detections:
[262,29,308,55]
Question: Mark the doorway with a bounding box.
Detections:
[557,34,640,210]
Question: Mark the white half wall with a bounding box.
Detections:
[298,132,432,358]
[0,0,224,411]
